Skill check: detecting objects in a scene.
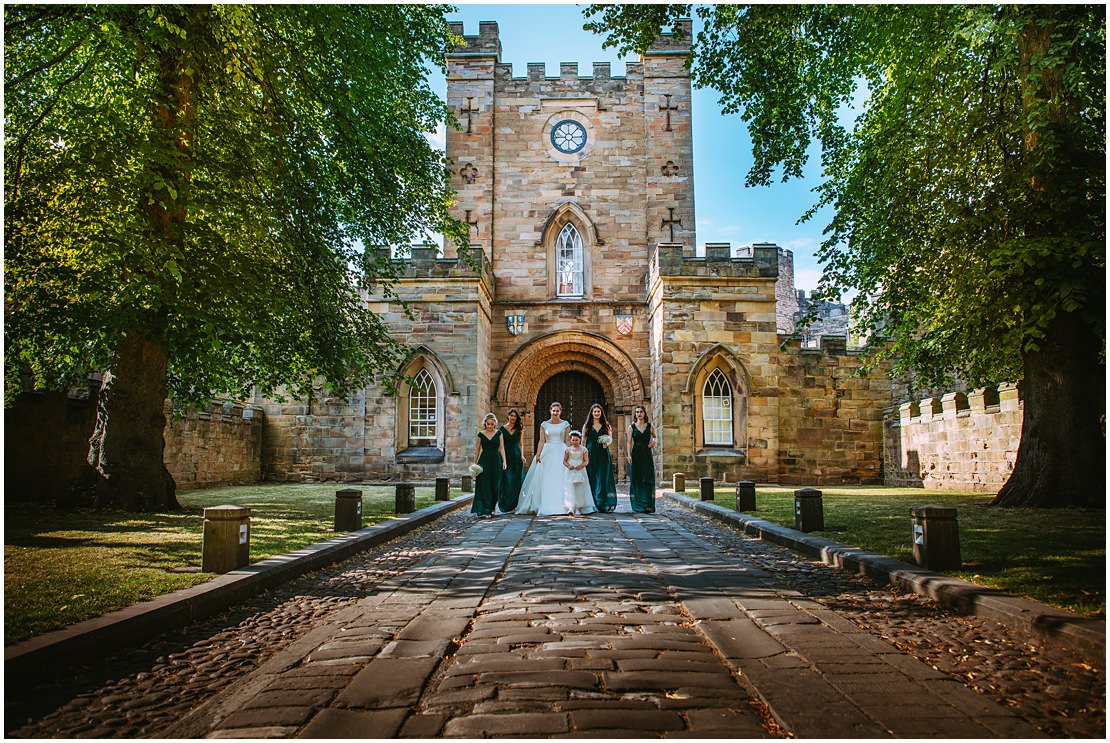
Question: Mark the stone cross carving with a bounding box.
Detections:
[661,207,682,242]
[460,163,478,184]
[461,97,479,134]
[464,209,479,235]
[661,161,680,177]
[661,94,679,132]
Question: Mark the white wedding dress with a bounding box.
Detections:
[516,420,573,516]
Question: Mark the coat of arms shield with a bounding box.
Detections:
[615,314,633,335]
[507,314,525,336]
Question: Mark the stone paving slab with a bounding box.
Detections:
[10,496,1100,739]
[155,504,1049,738]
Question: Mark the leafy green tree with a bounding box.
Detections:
[586,4,1105,508]
[5,5,468,511]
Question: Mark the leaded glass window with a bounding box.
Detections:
[557,223,584,296]
[409,369,437,444]
[702,369,733,446]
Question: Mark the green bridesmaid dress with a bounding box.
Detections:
[629,422,656,513]
[472,429,502,516]
[585,425,618,512]
[498,425,523,513]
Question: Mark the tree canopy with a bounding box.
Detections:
[586,5,1105,507]
[5,4,466,407]
[5,4,468,509]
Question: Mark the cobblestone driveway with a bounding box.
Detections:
[7,497,1104,738]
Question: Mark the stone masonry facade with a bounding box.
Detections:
[255,20,899,487]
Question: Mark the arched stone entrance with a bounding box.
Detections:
[533,371,605,446]
[495,331,646,471]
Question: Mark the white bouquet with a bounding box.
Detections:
[598,435,613,446]
[468,463,483,476]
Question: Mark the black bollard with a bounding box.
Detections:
[794,488,824,532]
[673,473,686,493]
[435,477,450,501]
[699,477,715,501]
[334,488,364,532]
[910,505,962,571]
[735,480,757,512]
[461,475,473,493]
[395,482,416,514]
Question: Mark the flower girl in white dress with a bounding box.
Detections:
[563,431,597,516]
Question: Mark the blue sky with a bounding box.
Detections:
[429,3,832,293]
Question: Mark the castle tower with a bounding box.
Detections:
[643,20,696,252]
[445,21,500,260]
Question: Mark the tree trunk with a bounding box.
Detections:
[68,331,180,511]
[992,310,1105,508]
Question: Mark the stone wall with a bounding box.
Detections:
[165,401,263,490]
[884,384,1022,492]
[4,389,262,500]
[776,338,890,485]
[5,389,100,501]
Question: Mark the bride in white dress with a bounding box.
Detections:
[516,402,574,516]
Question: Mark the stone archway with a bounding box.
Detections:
[495,331,646,468]
[533,370,606,448]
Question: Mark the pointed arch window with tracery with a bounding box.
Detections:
[556,223,584,297]
[702,369,734,446]
[408,368,438,445]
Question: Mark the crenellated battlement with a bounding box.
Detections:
[447,20,502,60]
[490,60,643,97]
[644,19,693,55]
[778,333,867,357]
[398,244,493,282]
[650,242,781,281]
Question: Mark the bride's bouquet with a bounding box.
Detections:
[468,463,483,476]
[598,434,613,446]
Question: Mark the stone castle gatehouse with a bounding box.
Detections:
[258,21,894,486]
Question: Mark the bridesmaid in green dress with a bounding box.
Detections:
[498,409,525,513]
[625,405,657,513]
[582,403,617,512]
[472,413,507,516]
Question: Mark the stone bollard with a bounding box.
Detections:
[461,475,473,493]
[735,480,757,512]
[435,477,450,501]
[202,505,251,574]
[911,505,962,571]
[794,488,824,532]
[334,488,363,532]
[672,473,686,492]
[699,477,715,501]
[395,482,416,514]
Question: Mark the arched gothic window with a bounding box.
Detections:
[702,369,733,446]
[556,223,584,297]
[408,368,437,445]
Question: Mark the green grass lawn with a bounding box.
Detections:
[4,483,444,645]
[700,484,1106,618]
